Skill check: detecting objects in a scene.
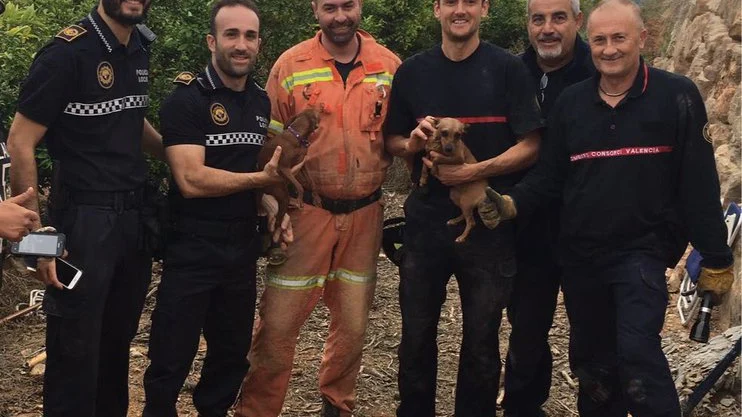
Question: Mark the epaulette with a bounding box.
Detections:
[173,72,196,86]
[136,24,157,44]
[55,24,87,42]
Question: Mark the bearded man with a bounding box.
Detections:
[141,1,292,416]
[7,0,162,416]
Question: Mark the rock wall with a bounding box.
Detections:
[653,0,741,327]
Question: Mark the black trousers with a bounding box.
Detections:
[396,214,515,417]
[43,203,152,417]
[562,254,680,417]
[503,210,561,416]
[502,258,560,416]
[143,224,258,417]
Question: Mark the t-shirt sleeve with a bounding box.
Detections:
[383,62,416,137]
[160,87,205,147]
[17,43,77,127]
[504,56,545,137]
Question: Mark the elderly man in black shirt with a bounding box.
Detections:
[502,0,594,416]
[480,0,734,416]
[7,0,162,416]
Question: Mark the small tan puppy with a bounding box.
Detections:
[421,117,488,243]
[257,108,319,264]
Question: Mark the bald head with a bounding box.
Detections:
[587,0,647,82]
[588,0,644,31]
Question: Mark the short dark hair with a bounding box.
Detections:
[209,0,261,35]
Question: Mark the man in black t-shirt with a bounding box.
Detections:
[480,1,734,416]
[502,1,594,416]
[7,1,162,415]
[141,1,290,416]
[384,1,543,415]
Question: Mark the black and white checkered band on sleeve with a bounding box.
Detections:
[205,132,265,147]
[63,95,149,116]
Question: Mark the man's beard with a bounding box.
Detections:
[215,49,255,79]
[321,21,359,46]
[101,0,150,26]
[536,44,564,60]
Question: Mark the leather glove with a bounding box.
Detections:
[697,265,735,305]
[477,187,517,229]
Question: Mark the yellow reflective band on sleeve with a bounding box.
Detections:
[280,67,334,92]
[268,119,284,135]
[362,72,394,87]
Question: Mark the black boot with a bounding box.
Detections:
[322,397,341,417]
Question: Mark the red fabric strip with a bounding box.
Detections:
[570,146,673,162]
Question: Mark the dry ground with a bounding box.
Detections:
[0,192,740,417]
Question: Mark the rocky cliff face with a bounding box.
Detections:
[654,0,741,326]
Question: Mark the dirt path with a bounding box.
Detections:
[0,193,739,416]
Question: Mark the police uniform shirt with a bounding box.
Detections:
[511,58,733,269]
[17,8,151,191]
[384,42,544,219]
[161,64,270,221]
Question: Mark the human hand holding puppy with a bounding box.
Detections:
[405,115,437,155]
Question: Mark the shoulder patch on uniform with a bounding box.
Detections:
[173,72,196,85]
[55,25,87,42]
[703,122,713,144]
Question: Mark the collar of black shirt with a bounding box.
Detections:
[591,56,649,104]
[87,7,145,56]
[202,62,257,94]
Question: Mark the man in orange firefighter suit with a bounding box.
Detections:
[233,0,400,416]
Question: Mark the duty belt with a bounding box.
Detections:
[68,188,143,211]
[172,216,257,240]
[302,188,382,215]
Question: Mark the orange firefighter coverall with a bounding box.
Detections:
[234,30,400,417]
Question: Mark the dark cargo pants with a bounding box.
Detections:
[396,214,516,417]
[43,199,152,417]
[503,207,561,417]
[143,219,258,417]
[562,254,680,417]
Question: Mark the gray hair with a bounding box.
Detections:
[527,0,581,16]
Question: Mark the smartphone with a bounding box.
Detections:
[10,232,65,257]
[56,258,82,290]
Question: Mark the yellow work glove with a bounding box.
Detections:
[478,187,517,229]
[697,265,734,305]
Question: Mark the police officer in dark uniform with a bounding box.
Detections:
[502,1,594,416]
[142,1,289,415]
[6,1,161,416]
[480,1,734,416]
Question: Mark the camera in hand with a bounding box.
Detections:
[690,292,713,343]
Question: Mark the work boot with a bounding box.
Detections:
[322,397,340,417]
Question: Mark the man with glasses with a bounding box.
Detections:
[502,1,593,416]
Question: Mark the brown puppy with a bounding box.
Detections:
[423,117,488,243]
[257,108,319,264]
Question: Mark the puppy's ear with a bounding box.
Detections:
[463,123,470,134]
[432,117,440,128]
